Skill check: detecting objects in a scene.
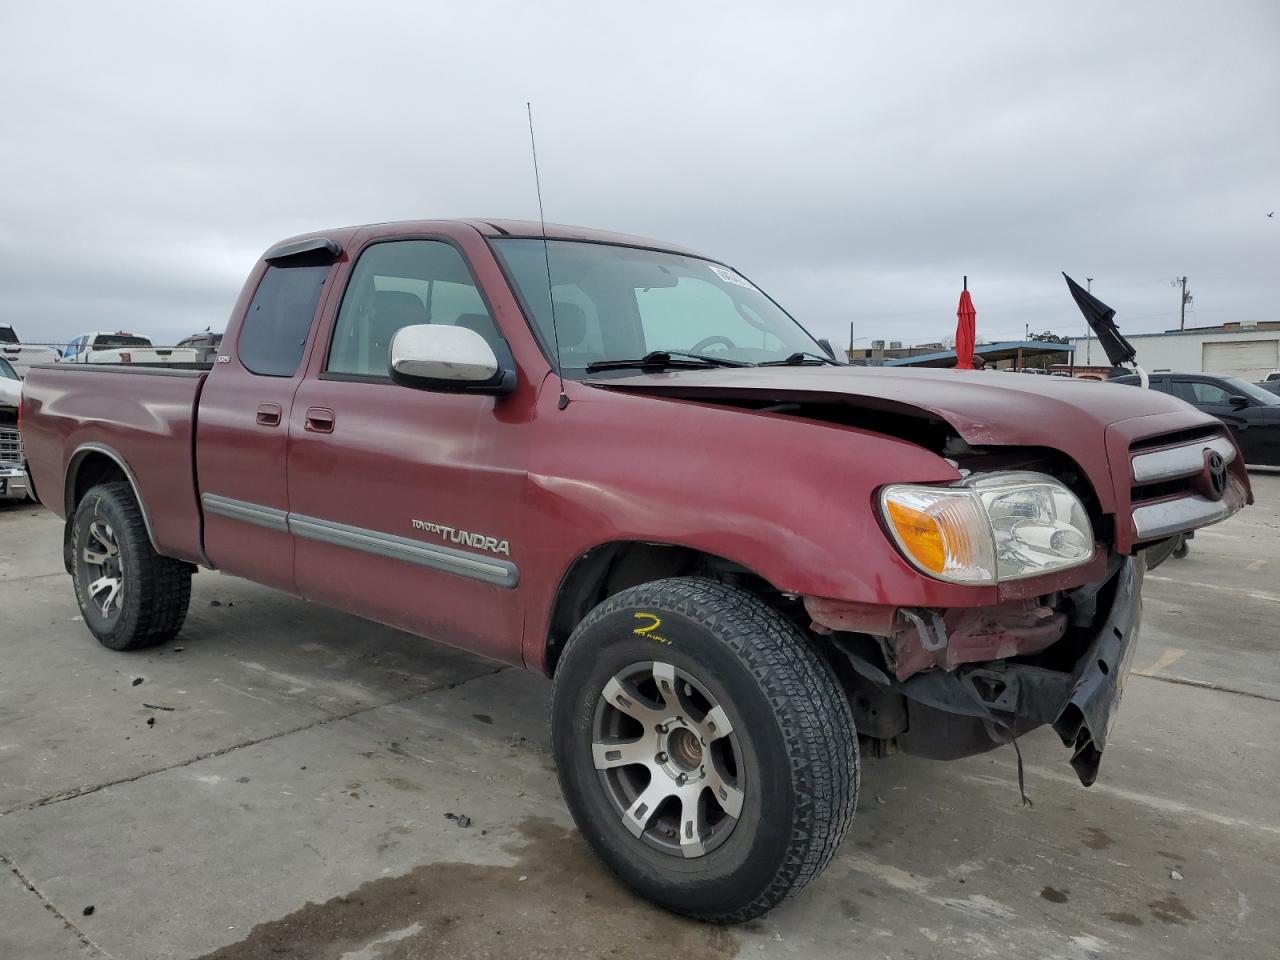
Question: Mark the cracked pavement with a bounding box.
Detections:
[2,473,1278,959]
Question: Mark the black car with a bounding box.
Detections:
[1112,372,1280,466]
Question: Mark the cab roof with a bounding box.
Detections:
[264,219,708,262]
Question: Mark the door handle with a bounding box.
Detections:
[305,407,336,433]
[256,403,282,427]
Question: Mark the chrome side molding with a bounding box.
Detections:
[200,493,518,588]
[201,493,289,533]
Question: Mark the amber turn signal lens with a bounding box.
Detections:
[879,484,997,584]
[884,499,947,573]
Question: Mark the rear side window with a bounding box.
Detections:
[239,264,329,377]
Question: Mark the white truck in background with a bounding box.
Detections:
[61,331,200,365]
[0,325,60,378]
[0,356,28,500]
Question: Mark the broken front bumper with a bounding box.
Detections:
[1051,557,1142,784]
[830,556,1144,786]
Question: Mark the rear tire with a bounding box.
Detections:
[551,577,858,923]
[70,481,191,651]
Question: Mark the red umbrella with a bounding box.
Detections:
[954,277,976,370]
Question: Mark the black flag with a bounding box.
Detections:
[1063,273,1136,368]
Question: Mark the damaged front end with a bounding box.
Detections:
[808,554,1143,786]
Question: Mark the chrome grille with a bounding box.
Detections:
[0,426,22,462]
[1128,430,1236,541]
[1131,434,1234,484]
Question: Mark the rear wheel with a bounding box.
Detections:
[70,481,191,651]
[551,577,858,923]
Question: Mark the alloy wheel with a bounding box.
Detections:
[82,519,124,617]
[591,660,745,858]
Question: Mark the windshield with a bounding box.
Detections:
[491,239,823,374]
[1222,376,1280,406]
[0,357,17,380]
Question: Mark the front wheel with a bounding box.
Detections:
[551,577,859,923]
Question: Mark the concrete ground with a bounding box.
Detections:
[1,473,1277,960]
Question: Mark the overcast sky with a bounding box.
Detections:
[1,1,1276,350]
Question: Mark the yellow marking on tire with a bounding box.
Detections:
[633,612,670,644]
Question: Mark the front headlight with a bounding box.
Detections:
[880,471,1095,584]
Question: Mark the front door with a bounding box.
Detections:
[286,237,531,663]
[196,256,335,592]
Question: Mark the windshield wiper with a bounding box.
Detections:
[758,351,840,367]
[585,350,753,373]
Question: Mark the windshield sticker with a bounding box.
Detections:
[709,264,755,289]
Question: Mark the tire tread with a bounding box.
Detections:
[552,576,858,923]
[73,481,191,650]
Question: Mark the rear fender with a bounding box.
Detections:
[64,443,161,554]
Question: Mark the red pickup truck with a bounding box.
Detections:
[20,220,1250,922]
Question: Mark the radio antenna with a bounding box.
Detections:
[527,102,568,411]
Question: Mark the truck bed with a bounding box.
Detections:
[21,363,210,564]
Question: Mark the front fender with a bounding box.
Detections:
[521,386,1003,660]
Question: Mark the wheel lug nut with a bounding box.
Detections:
[656,752,668,763]
[655,723,668,734]
[676,773,687,785]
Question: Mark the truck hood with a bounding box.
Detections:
[588,366,1226,521]
[588,366,1215,446]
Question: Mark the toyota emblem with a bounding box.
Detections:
[1203,450,1228,501]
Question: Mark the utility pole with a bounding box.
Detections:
[849,321,854,354]
[1086,277,1093,293]
[1172,276,1191,330]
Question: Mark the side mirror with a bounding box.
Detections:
[389,325,515,396]
[1228,394,1250,410]
[816,338,838,361]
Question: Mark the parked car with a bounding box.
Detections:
[0,357,29,500]
[0,326,61,377]
[176,331,223,363]
[1112,372,1280,466]
[1258,371,1280,397]
[20,219,1251,921]
[62,332,200,365]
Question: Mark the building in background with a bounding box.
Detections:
[849,340,1073,371]
[1068,322,1280,381]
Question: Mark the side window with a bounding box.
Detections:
[239,264,329,377]
[1190,381,1233,405]
[327,240,499,378]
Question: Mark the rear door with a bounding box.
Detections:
[196,249,339,591]
[285,232,531,663]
